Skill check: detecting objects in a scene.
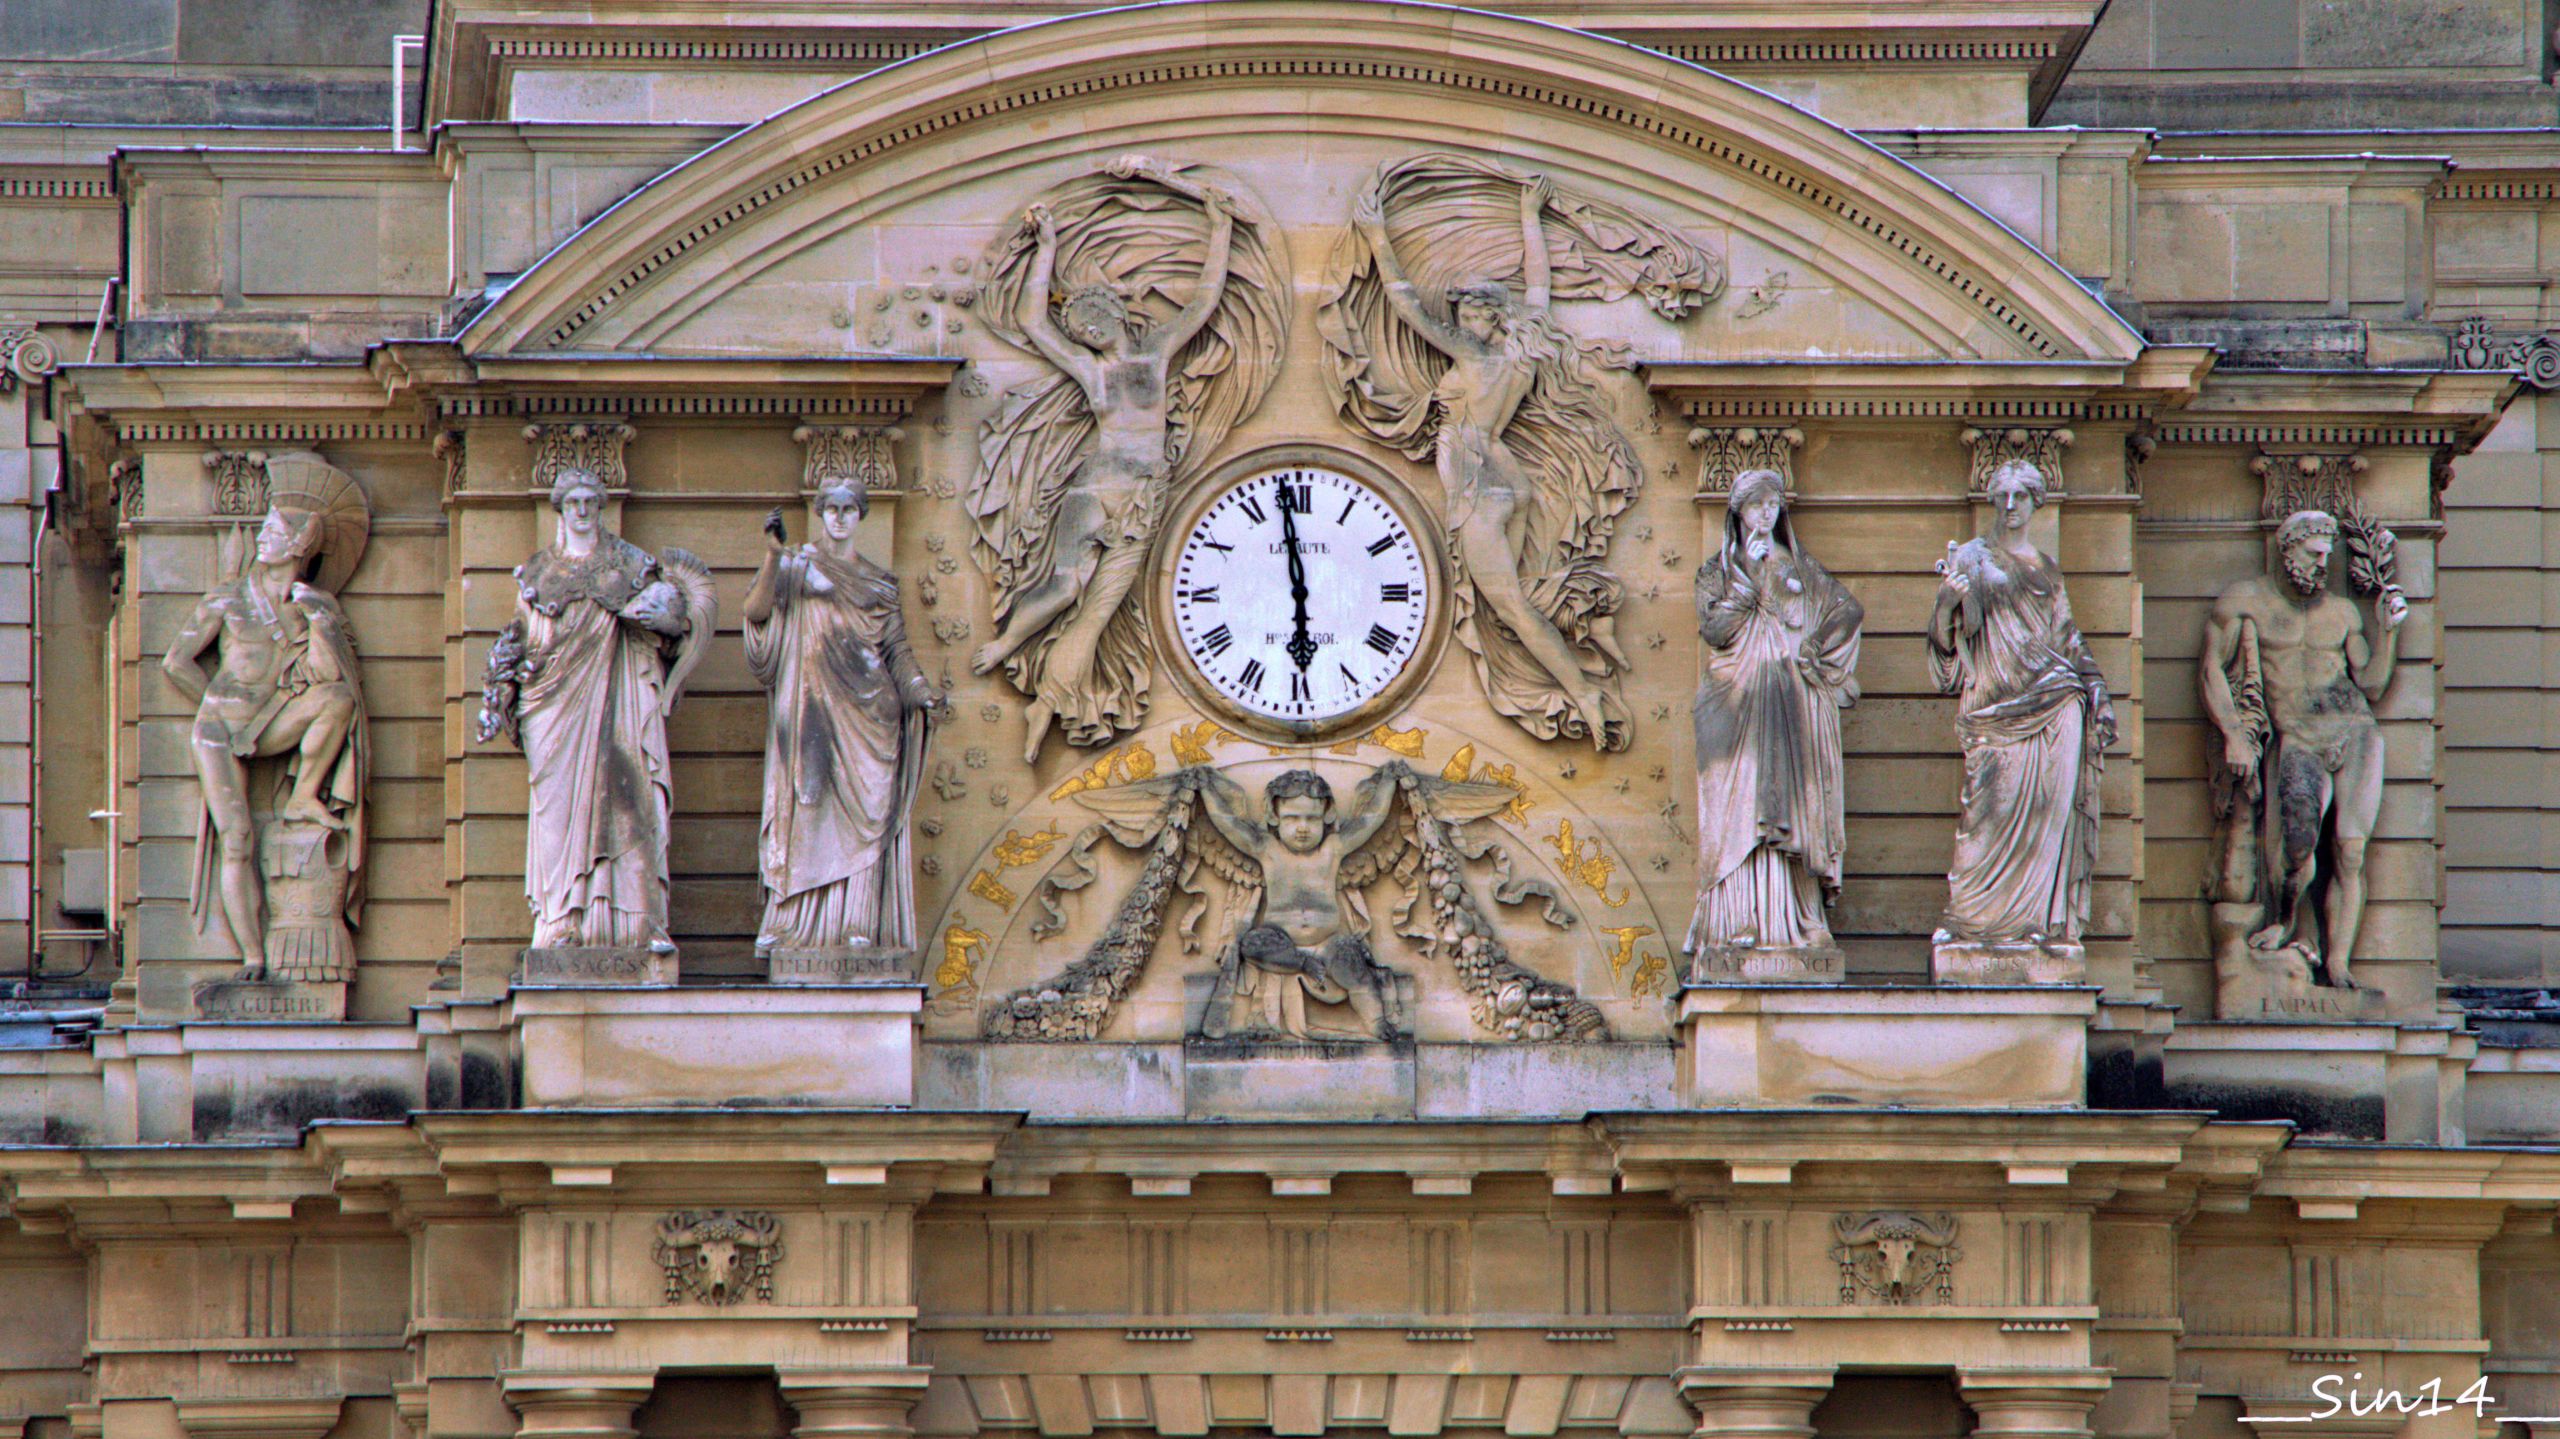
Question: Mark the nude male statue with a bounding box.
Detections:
[1199,769,1403,1041]
[162,505,365,972]
[2199,509,2408,987]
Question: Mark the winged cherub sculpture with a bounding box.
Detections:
[982,761,1604,1045]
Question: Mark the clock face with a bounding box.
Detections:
[1169,465,1432,726]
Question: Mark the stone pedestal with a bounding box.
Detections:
[1959,1381,2104,1439]
[190,976,347,1022]
[1932,938,2085,986]
[521,947,679,985]
[1678,985,2093,1108]
[2163,1020,2474,1142]
[1183,1036,1417,1120]
[513,986,922,1108]
[767,946,918,984]
[1688,944,1844,984]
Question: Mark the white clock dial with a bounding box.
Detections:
[1170,466,1431,725]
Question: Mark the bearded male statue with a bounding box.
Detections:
[2198,508,2409,995]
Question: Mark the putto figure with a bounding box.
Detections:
[162,452,370,980]
[2200,508,2408,994]
[478,468,714,958]
[743,485,946,962]
[1686,469,1863,981]
[969,156,1289,762]
[983,762,1606,1045]
[1321,152,1723,751]
[1927,459,2115,978]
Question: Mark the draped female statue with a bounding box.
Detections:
[1926,459,2115,978]
[1685,469,1863,981]
[744,483,945,964]
[478,469,714,963]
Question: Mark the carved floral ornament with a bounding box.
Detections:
[655,1210,782,1305]
[523,421,636,492]
[1831,1210,1961,1305]
[1687,424,1805,494]
[797,423,902,496]
[2452,315,2560,389]
[0,324,59,392]
[1961,426,2072,495]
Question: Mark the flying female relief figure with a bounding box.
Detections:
[968,156,1289,763]
[1320,153,1722,752]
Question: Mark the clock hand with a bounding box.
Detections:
[1280,480,1317,672]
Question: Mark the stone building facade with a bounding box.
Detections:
[0,11,2556,1439]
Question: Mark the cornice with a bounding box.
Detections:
[1647,349,2213,418]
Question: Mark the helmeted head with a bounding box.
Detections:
[1059,285,1133,352]
[815,480,868,544]
[548,467,606,540]
[253,506,327,571]
[1447,281,1513,343]
[1985,458,2048,534]
[1264,769,1336,855]
[2276,509,2338,596]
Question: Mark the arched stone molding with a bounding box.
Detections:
[460,1,2143,367]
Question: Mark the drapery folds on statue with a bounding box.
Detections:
[1686,470,1863,973]
[744,488,945,956]
[1319,152,1722,753]
[968,155,1290,761]
[479,470,715,955]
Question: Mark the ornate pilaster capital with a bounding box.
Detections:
[201,449,272,517]
[501,1378,654,1439]
[795,423,903,499]
[2249,448,2368,524]
[523,420,636,493]
[1962,424,2073,496]
[778,1369,931,1439]
[1673,1371,1836,1439]
[1687,423,1803,496]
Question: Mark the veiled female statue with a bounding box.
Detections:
[1686,469,1863,979]
[478,469,714,956]
[969,156,1289,761]
[1927,459,2115,968]
[1320,152,1722,752]
[744,483,946,958]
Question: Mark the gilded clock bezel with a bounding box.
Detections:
[1154,445,1447,744]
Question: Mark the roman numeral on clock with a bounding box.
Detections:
[1365,624,1399,655]
[1238,659,1266,694]
[1185,586,1219,605]
[1366,535,1395,557]
[1199,624,1233,656]
[1236,493,1267,525]
[1289,672,1310,703]
[1380,583,1411,603]
[1278,481,1312,513]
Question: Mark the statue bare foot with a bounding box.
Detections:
[1021,702,1054,766]
[279,796,345,830]
[1574,692,1611,750]
[971,638,1014,676]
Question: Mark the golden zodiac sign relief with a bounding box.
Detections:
[937,922,992,991]
[1439,742,1534,826]
[991,824,1068,869]
[967,871,1018,909]
[1545,818,1628,908]
[1629,951,1668,998]
[1169,720,1240,768]
[1328,723,1427,758]
[1048,742,1158,801]
[1600,924,1653,984]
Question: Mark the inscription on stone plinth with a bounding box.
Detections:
[1687,945,1845,985]
[520,947,679,986]
[765,946,918,984]
[190,977,347,1022]
[1930,940,2085,987]
[2218,973,2386,1023]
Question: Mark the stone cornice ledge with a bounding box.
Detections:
[1646,349,2216,417]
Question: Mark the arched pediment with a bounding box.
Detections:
[462,0,2143,366]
